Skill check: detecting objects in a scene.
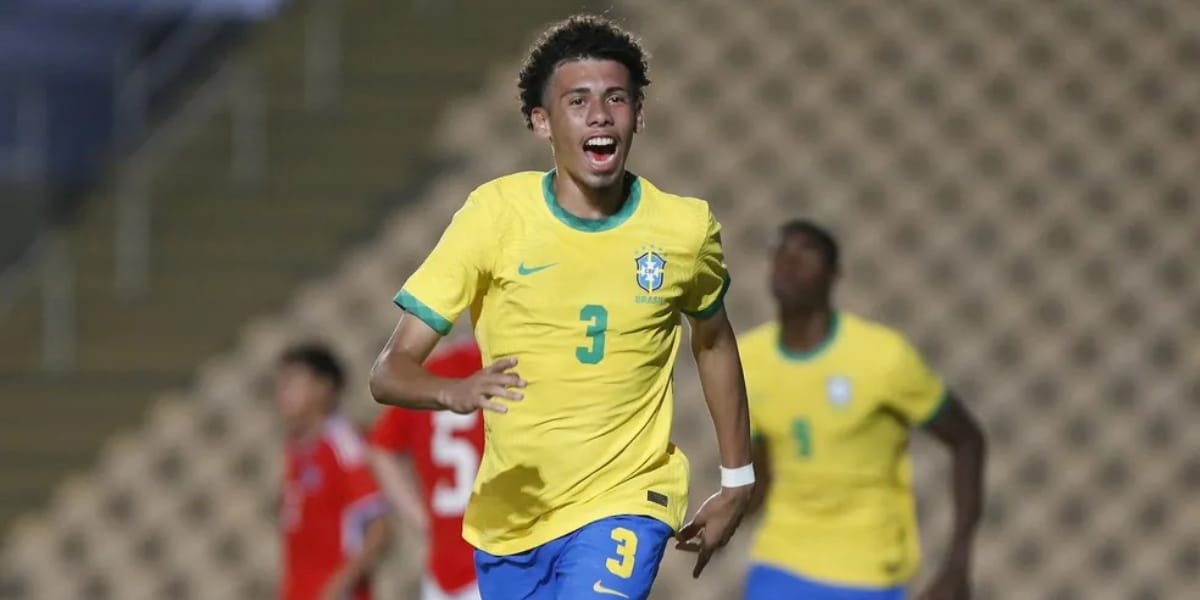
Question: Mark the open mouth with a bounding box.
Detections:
[583,135,619,169]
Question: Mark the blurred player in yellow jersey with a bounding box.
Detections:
[740,220,987,600]
[368,15,754,600]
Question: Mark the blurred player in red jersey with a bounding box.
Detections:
[277,344,392,600]
[369,337,484,600]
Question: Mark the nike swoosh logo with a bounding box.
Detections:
[592,581,630,598]
[517,262,556,276]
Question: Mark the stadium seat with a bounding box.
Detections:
[3,1,1196,598]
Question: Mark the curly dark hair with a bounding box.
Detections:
[517,14,651,129]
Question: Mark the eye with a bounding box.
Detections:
[607,94,628,104]
[569,96,586,106]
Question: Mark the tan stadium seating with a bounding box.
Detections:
[2,1,1196,598]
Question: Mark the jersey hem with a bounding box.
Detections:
[748,558,911,591]
[684,273,731,320]
[465,508,677,556]
[394,289,453,336]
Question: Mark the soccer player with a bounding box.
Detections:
[739,220,987,600]
[368,15,754,600]
[276,344,391,600]
[369,337,485,600]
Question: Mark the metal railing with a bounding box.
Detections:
[0,0,344,372]
[113,12,229,152]
[0,78,66,371]
[0,79,48,184]
[115,60,265,299]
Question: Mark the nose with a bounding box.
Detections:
[586,98,613,127]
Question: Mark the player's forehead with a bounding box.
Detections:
[546,58,633,96]
[776,229,824,253]
[277,361,320,383]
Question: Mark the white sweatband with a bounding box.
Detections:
[720,464,756,488]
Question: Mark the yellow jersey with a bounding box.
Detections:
[740,312,947,586]
[396,170,730,555]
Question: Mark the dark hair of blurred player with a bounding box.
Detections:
[277,345,346,437]
[276,343,391,600]
[739,222,987,600]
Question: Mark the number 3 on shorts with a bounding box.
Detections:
[606,527,639,579]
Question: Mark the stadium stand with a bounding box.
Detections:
[0,0,584,597]
[3,0,1197,598]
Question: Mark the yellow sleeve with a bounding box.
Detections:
[394,193,494,335]
[885,337,948,427]
[680,208,731,319]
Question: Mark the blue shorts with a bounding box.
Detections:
[744,563,907,600]
[474,515,673,600]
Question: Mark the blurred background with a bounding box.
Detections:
[1,0,1197,598]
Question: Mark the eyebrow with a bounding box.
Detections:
[561,86,630,98]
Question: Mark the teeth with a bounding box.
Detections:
[585,136,615,148]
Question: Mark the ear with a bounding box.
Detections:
[531,107,552,141]
[635,101,646,133]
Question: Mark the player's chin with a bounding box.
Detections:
[579,156,625,188]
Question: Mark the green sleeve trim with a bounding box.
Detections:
[751,431,767,444]
[684,273,732,320]
[393,289,453,336]
[917,389,952,428]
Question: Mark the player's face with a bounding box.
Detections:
[531,58,642,191]
[275,364,330,435]
[771,231,836,310]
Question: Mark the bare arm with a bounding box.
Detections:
[746,437,772,516]
[370,449,429,533]
[690,307,752,471]
[675,307,754,577]
[368,313,454,410]
[369,313,523,413]
[918,393,987,599]
[320,515,391,600]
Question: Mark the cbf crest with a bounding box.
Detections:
[635,245,667,293]
[826,375,853,409]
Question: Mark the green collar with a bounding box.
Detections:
[778,312,841,362]
[542,169,641,232]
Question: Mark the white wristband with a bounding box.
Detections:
[720,464,756,488]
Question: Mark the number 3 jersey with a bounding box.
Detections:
[394,170,730,555]
[369,339,484,593]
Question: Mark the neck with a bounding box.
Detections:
[289,415,326,444]
[553,169,627,219]
[778,305,836,354]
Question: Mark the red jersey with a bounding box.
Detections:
[282,416,385,600]
[369,339,484,593]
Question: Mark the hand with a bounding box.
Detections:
[438,357,525,414]
[674,485,753,577]
[318,573,352,600]
[917,560,971,600]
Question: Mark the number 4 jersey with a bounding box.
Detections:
[369,339,485,593]
[394,170,730,556]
